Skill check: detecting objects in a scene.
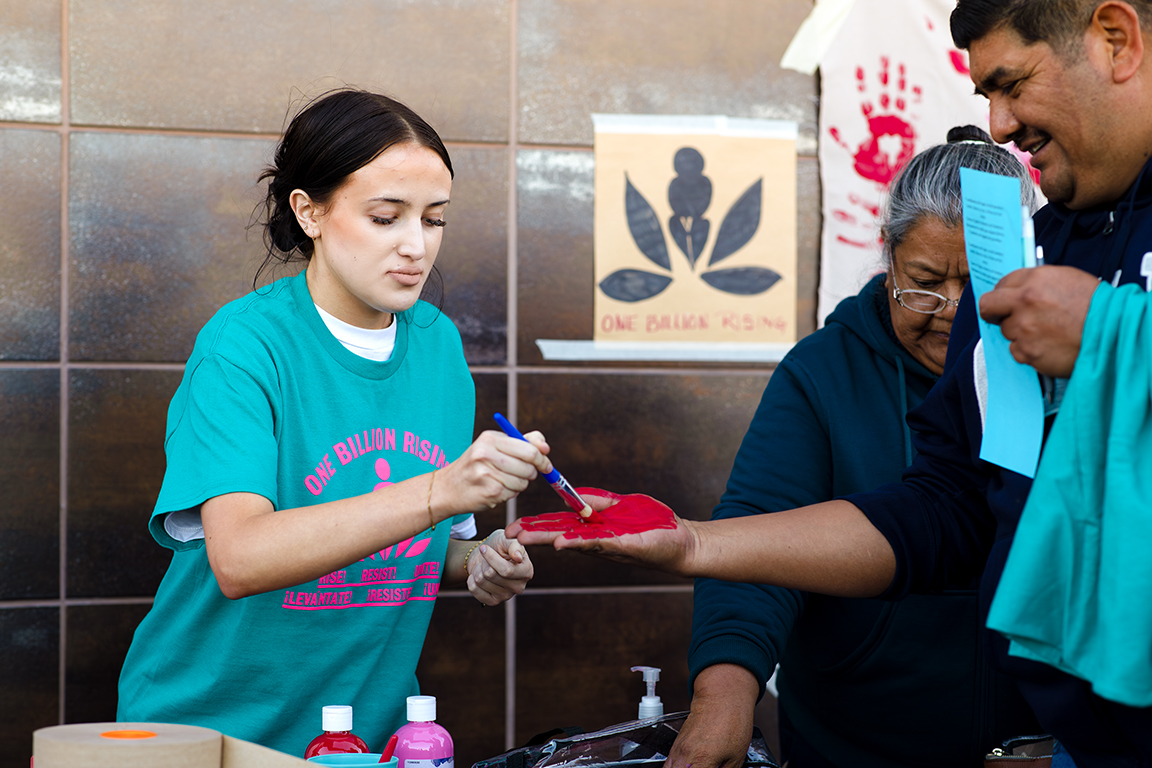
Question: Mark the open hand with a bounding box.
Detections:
[505,488,699,576]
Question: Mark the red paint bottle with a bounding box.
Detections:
[304,705,370,759]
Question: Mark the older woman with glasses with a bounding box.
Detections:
[667,126,1041,768]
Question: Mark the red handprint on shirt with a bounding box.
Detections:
[829,56,921,186]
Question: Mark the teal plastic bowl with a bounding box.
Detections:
[307,755,398,767]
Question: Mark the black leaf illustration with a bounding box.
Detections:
[700,266,781,295]
[667,147,712,268]
[625,174,671,270]
[599,269,674,302]
[709,178,763,266]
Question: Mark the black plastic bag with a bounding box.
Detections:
[472,712,778,768]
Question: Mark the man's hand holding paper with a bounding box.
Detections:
[979,265,1101,378]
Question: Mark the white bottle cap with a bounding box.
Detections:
[639,696,663,719]
[631,666,663,719]
[407,695,436,722]
[322,705,354,732]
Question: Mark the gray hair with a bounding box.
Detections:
[880,125,1038,268]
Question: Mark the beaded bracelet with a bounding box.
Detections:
[463,538,486,569]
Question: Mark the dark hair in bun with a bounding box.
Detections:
[253,89,453,285]
[879,124,1037,268]
[946,124,995,144]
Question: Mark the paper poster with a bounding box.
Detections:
[799,0,1041,323]
[592,115,798,344]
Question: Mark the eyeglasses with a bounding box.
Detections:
[891,271,962,314]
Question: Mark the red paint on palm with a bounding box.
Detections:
[517,488,677,540]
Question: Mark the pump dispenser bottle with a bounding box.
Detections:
[391,695,454,768]
[631,666,663,719]
[304,705,370,758]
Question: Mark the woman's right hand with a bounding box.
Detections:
[435,429,555,517]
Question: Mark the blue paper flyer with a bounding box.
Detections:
[959,167,1044,478]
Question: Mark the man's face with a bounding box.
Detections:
[970,25,1113,209]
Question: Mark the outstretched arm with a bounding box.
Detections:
[508,495,895,597]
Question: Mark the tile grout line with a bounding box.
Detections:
[0,120,608,156]
[0,361,188,370]
[0,597,156,611]
[58,0,71,726]
[505,0,520,751]
[4,361,771,377]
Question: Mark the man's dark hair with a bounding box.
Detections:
[951,0,1152,51]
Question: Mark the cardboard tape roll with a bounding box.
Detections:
[34,722,222,768]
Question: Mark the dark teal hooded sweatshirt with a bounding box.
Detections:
[688,274,1038,768]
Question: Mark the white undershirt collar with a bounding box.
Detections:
[314,304,397,362]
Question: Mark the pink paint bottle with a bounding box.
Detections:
[391,695,453,768]
[305,705,370,759]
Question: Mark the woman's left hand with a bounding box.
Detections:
[466,530,535,606]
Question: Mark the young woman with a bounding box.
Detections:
[118,89,552,755]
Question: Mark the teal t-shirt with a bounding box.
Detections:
[117,272,475,755]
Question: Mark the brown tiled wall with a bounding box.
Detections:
[0,1,819,766]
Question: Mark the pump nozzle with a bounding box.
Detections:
[630,666,663,719]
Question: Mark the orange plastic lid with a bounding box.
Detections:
[100,730,158,740]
